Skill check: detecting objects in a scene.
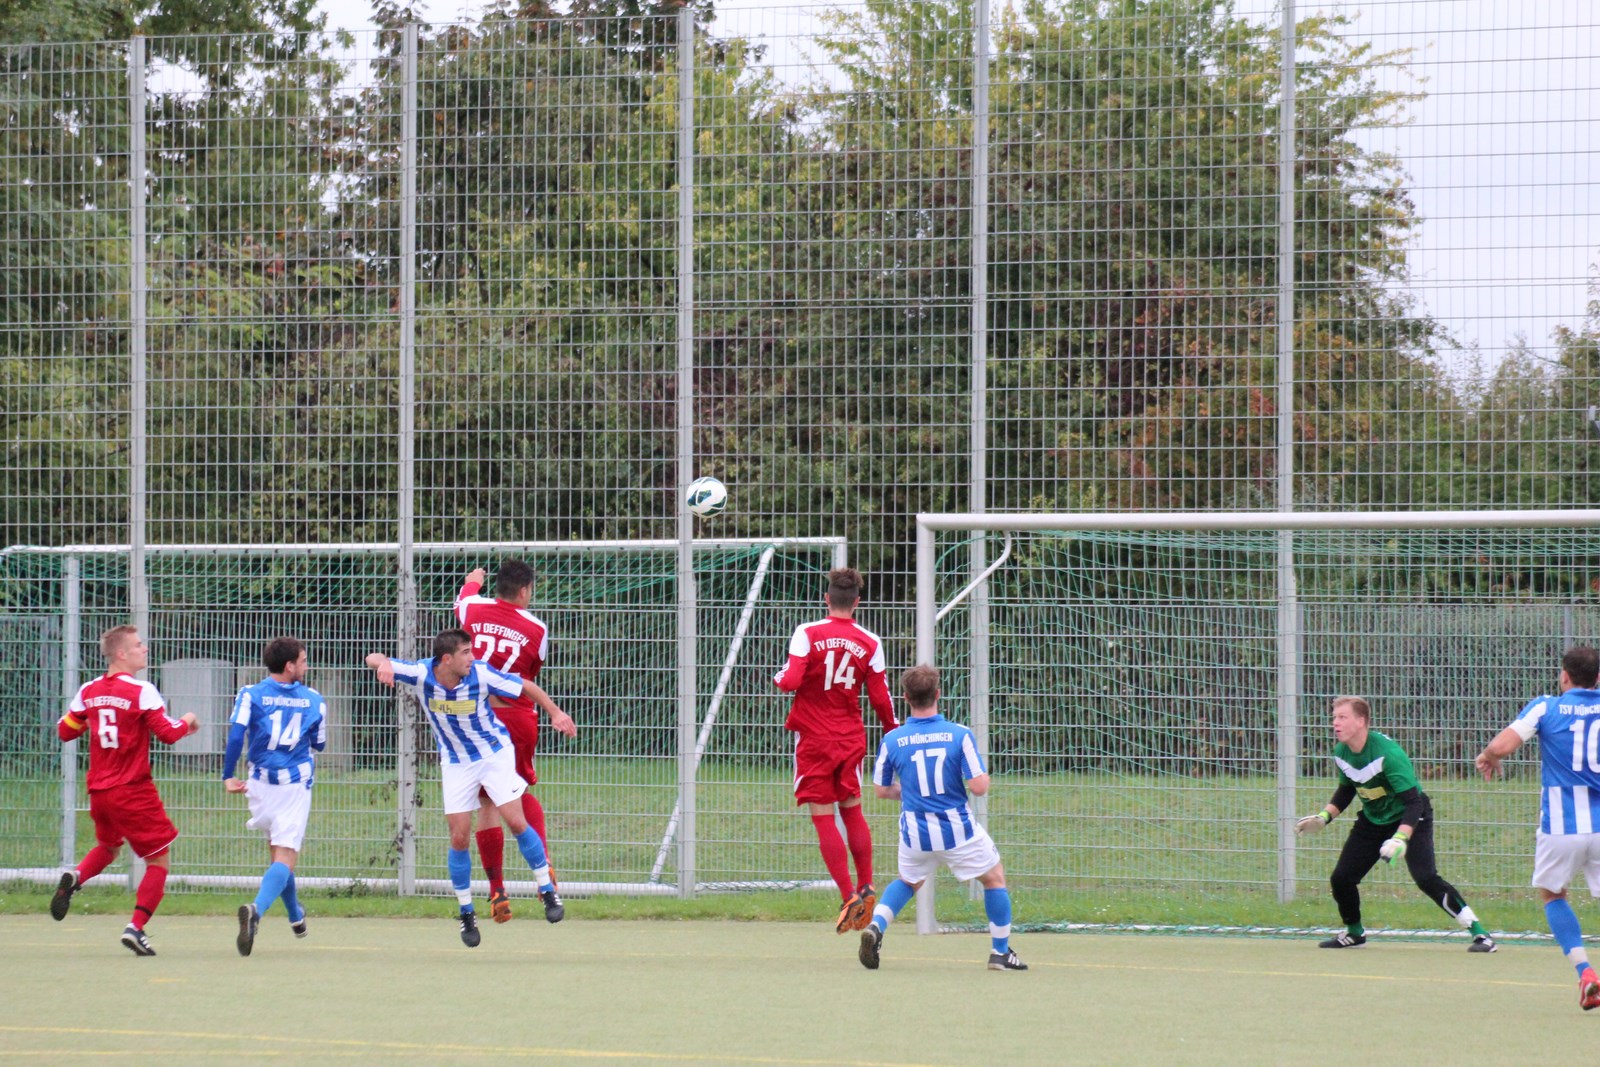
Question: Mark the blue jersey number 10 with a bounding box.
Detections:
[1570,720,1600,773]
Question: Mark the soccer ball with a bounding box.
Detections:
[686,476,728,517]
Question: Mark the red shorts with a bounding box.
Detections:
[478,705,539,804]
[792,735,866,806]
[89,780,179,859]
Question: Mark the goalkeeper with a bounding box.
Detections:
[1295,695,1496,952]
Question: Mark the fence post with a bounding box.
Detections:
[61,556,81,869]
[127,34,148,895]
[1276,0,1300,905]
[966,0,993,909]
[396,21,420,897]
[675,5,699,899]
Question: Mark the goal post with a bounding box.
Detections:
[914,509,1600,935]
[1,536,845,898]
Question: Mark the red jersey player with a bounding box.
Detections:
[773,566,899,933]
[52,625,198,956]
[455,560,576,922]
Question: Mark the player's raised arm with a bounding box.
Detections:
[364,652,396,687]
[526,680,576,738]
[455,567,488,621]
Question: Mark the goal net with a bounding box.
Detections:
[0,538,844,897]
[914,510,1600,935]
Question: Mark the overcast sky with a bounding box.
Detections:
[313,0,1599,374]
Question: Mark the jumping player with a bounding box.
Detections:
[774,566,898,932]
[455,561,575,922]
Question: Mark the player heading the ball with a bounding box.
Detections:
[455,559,576,923]
[773,566,899,934]
[365,629,564,948]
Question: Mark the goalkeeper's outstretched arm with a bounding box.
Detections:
[1295,782,1355,835]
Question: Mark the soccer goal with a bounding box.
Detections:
[912,510,1600,935]
[0,537,845,899]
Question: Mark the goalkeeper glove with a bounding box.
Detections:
[1379,833,1409,864]
[1295,811,1332,836]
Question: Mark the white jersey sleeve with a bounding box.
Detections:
[1511,695,1552,742]
[230,686,254,727]
[960,732,986,778]
[135,679,166,711]
[475,662,525,701]
[787,623,811,658]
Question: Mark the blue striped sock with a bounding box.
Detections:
[253,862,291,917]
[873,879,916,932]
[448,848,474,909]
[984,887,1013,953]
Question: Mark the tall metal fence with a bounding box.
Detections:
[2,1,1598,921]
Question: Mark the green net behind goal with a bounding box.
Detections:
[0,541,842,894]
[927,525,1600,932]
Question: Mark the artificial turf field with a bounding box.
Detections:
[1,914,1592,1065]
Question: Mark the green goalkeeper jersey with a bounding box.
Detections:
[1332,730,1420,826]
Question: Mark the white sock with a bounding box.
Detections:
[1455,906,1479,929]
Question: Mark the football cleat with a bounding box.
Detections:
[1468,935,1497,953]
[1581,970,1600,1011]
[290,912,308,939]
[236,903,259,957]
[835,890,870,934]
[858,925,882,970]
[852,885,877,931]
[987,947,1028,971]
[50,872,78,922]
[459,908,481,948]
[489,888,512,924]
[541,888,565,924]
[120,924,156,957]
[1318,933,1367,949]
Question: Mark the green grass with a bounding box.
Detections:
[0,762,1559,932]
[1,915,1588,1066]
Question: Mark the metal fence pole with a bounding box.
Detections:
[396,22,420,896]
[1276,0,1300,905]
[675,5,699,900]
[61,556,81,869]
[965,0,993,909]
[914,520,938,933]
[127,35,148,895]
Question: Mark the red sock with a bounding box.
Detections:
[131,865,167,930]
[839,804,874,889]
[520,793,554,888]
[810,814,854,901]
[77,844,117,886]
[476,827,505,894]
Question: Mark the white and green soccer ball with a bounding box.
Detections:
[686,476,728,517]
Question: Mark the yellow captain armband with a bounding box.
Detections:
[62,712,85,731]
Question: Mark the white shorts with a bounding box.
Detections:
[440,745,526,815]
[897,824,1003,884]
[245,779,313,852]
[1533,831,1600,895]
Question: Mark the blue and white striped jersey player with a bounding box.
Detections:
[858,664,1026,972]
[222,636,327,957]
[365,628,563,948]
[1477,645,1600,1011]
